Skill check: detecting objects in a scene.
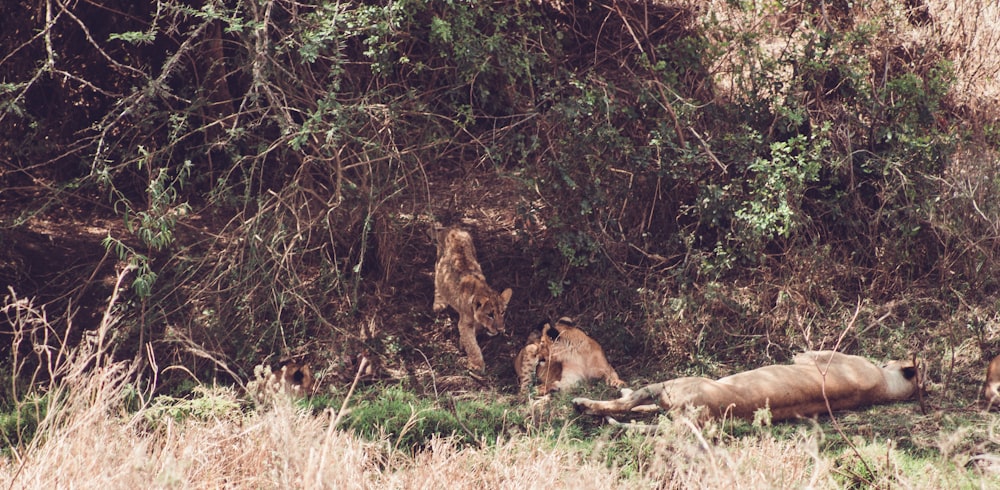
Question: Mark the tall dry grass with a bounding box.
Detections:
[0,284,828,489]
[0,361,627,489]
[0,364,833,490]
[2,287,996,489]
[8,281,990,485]
[704,0,1000,116]
[4,368,992,490]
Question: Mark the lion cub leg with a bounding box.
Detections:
[985,354,1000,409]
[432,279,447,313]
[603,369,626,388]
[515,344,541,393]
[458,317,486,372]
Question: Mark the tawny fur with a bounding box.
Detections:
[573,351,918,422]
[432,225,512,372]
[514,343,542,393]
[516,317,625,393]
[984,354,1000,410]
[513,325,544,393]
[251,361,314,400]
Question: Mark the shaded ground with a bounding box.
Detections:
[2,162,999,464]
[0,165,568,393]
[1,204,123,362]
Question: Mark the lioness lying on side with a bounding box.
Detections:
[573,351,918,422]
[515,317,625,394]
[984,354,1000,410]
[432,224,513,372]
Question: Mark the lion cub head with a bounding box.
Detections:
[248,360,315,402]
[471,289,513,336]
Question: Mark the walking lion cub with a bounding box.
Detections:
[432,224,512,372]
[573,351,918,422]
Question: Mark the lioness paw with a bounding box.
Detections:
[571,397,594,413]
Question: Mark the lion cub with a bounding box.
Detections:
[514,324,545,393]
[985,354,1000,410]
[432,224,513,372]
[248,361,315,402]
[515,317,625,393]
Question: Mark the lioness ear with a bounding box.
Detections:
[499,288,513,307]
[902,366,918,380]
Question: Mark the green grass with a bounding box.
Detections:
[0,392,48,457]
[342,384,528,451]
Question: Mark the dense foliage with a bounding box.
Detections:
[2,0,999,397]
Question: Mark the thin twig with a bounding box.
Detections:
[331,356,369,429]
[817,299,876,486]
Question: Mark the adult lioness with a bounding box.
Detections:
[515,317,625,393]
[984,354,1000,410]
[573,351,918,422]
[432,224,513,372]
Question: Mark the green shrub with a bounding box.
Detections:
[0,393,48,457]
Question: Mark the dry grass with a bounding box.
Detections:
[0,363,628,489]
[4,2,1000,487]
[3,359,995,490]
[704,0,1000,115]
[2,293,997,490]
[925,0,1000,111]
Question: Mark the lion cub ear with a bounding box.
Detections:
[428,222,444,244]
[901,366,918,380]
[499,288,513,307]
[542,323,560,341]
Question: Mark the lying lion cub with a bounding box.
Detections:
[984,354,1000,410]
[573,351,918,422]
[432,224,513,372]
[249,361,315,402]
[515,317,625,393]
[513,324,545,393]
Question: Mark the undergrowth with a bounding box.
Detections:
[3,0,1000,487]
